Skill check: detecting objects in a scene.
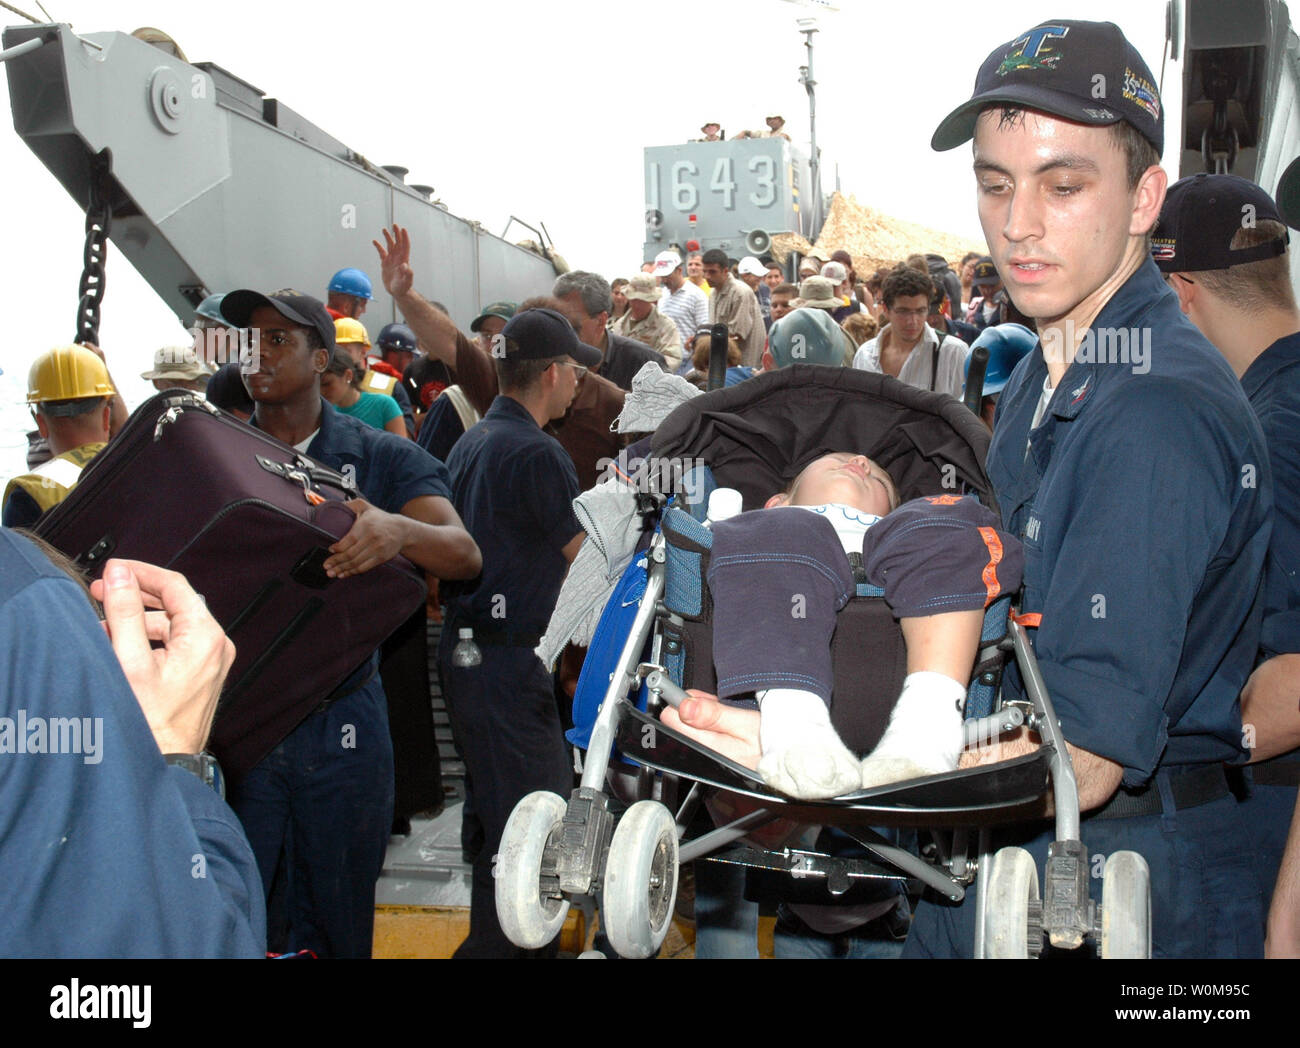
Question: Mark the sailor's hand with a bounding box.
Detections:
[374,224,415,298]
[91,559,235,755]
[325,498,406,577]
[660,689,762,770]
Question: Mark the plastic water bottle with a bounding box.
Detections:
[705,487,743,527]
[451,627,482,668]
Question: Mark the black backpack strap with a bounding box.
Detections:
[930,335,941,392]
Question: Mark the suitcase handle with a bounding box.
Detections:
[147,392,359,500]
[152,395,221,440]
[255,455,359,500]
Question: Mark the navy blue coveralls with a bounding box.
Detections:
[1235,331,1300,928]
[441,395,580,958]
[0,529,266,957]
[228,399,452,959]
[904,261,1274,958]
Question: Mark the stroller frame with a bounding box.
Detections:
[494,367,1150,959]
[501,529,1148,959]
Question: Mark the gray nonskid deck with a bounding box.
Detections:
[377,619,472,909]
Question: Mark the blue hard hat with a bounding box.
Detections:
[328,267,374,300]
[376,323,418,353]
[195,292,227,323]
[964,323,1037,398]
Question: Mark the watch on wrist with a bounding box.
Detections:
[164,751,225,799]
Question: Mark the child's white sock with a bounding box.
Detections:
[757,688,862,799]
[859,671,966,789]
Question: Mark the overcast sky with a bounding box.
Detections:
[0,0,1182,475]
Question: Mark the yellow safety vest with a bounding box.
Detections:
[362,370,398,397]
[2,442,106,517]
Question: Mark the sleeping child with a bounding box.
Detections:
[669,452,1022,800]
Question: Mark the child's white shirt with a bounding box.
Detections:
[796,503,881,557]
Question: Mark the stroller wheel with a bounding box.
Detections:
[495,791,570,950]
[601,800,679,959]
[980,846,1042,958]
[1100,851,1151,959]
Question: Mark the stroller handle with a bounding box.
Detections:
[963,345,990,416]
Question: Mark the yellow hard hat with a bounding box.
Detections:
[27,345,116,404]
[333,317,371,346]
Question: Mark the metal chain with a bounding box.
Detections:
[75,151,112,346]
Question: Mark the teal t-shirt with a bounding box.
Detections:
[337,391,402,431]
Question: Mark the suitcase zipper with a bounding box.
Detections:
[40,391,356,542]
[164,496,340,569]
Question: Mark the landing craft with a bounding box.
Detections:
[644,136,812,265]
[0,22,564,343]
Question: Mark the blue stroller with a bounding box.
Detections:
[494,365,1151,959]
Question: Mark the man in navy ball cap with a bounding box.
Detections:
[437,303,598,957]
[217,286,481,959]
[1154,172,1300,954]
[905,19,1274,959]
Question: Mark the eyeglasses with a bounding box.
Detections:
[556,361,588,378]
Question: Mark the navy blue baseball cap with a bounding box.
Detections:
[220,289,337,350]
[1277,155,1300,230]
[972,256,1001,288]
[1151,173,1289,272]
[501,308,602,366]
[932,20,1163,154]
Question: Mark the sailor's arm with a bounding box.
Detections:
[80,342,129,436]
[1241,414,1300,760]
[960,730,1124,811]
[324,495,481,581]
[1242,653,1300,761]
[373,224,461,367]
[76,559,262,956]
[1267,792,1300,957]
[561,531,585,564]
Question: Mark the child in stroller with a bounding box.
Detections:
[663,451,1022,800]
[500,366,1148,961]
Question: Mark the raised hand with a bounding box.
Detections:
[373,224,414,299]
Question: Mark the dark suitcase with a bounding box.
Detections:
[36,390,428,781]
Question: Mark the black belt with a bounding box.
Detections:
[1090,764,1231,821]
[1251,756,1300,787]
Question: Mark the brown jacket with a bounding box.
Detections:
[452,330,625,490]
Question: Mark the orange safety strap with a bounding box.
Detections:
[977,526,1004,604]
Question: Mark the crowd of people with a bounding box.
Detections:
[2,15,1299,964]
